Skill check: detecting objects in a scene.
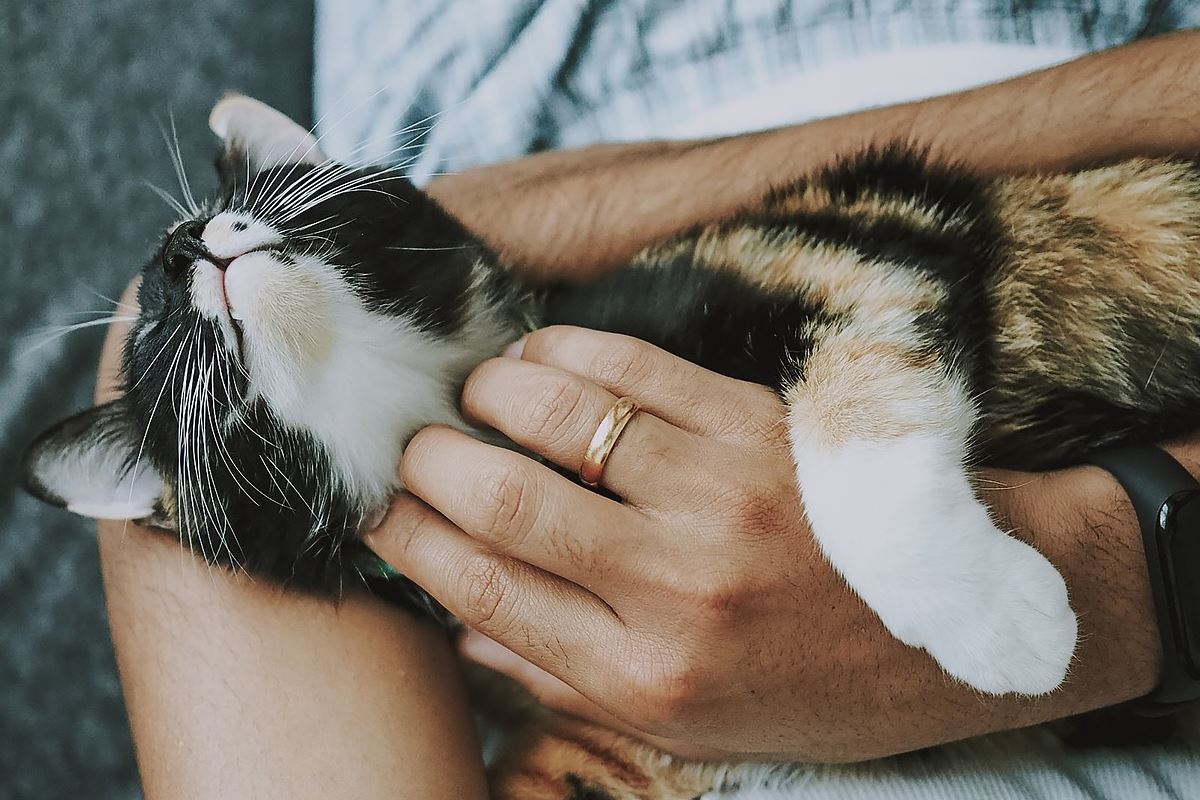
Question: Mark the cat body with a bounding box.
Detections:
[22,96,1200,799]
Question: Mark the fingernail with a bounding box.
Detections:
[363,505,386,532]
[502,336,527,359]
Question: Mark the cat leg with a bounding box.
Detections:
[488,719,717,800]
[784,325,1077,695]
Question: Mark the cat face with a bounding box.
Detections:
[23,95,513,591]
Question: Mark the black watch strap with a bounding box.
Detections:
[1090,446,1200,716]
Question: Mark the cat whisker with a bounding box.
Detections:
[157,110,199,216]
[78,285,127,309]
[277,173,407,222]
[257,133,426,221]
[263,451,321,523]
[21,316,138,356]
[195,353,241,566]
[256,159,358,220]
[143,181,190,218]
[208,337,292,512]
[127,318,186,394]
[184,339,222,570]
[245,89,399,218]
[1144,302,1185,390]
[384,245,472,252]
[258,124,438,222]
[126,324,189,514]
[57,308,125,318]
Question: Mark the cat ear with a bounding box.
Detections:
[208,93,326,170]
[22,398,167,522]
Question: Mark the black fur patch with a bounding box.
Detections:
[544,256,835,391]
[564,774,617,800]
[987,387,1200,470]
[811,143,991,220]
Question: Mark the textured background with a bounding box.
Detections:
[0,3,313,797]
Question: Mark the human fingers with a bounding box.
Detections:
[461,357,722,510]
[400,426,659,588]
[366,493,624,694]
[513,326,783,446]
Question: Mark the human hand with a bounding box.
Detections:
[368,326,1162,762]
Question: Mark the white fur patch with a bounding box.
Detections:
[187,212,285,355]
[222,251,504,506]
[188,260,242,359]
[39,442,162,520]
[188,260,227,320]
[202,212,279,260]
[790,431,1076,695]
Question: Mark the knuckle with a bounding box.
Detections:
[521,373,588,444]
[471,459,536,545]
[523,325,574,363]
[621,653,703,729]
[704,386,787,445]
[695,577,748,625]
[666,566,748,626]
[458,556,515,629]
[589,338,654,389]
[720,479,787,538]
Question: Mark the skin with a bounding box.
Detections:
[95,30,1200,796]
[371,327,1170,761]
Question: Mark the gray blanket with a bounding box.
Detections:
[1,3,313,798]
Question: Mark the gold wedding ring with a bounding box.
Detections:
[579,396,640,487]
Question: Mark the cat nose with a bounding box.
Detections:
[163,221,229,278]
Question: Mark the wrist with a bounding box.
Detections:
[982,462,1161,715]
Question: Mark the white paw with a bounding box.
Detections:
[902,532,1078,695]
[793,434,1077,696]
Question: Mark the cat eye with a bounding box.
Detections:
[161,220,208,279]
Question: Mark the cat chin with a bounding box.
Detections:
[215,245,505,508]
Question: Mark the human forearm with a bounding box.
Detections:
[100,523,487,800]
[428,30,1200,278]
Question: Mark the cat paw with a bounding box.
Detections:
[898,533,1077,696]
[792,434,1078,697]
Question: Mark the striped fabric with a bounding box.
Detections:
[315,0,1197,180]
[314,2,1200,797]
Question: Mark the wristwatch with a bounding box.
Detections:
[1090,447,1200,716]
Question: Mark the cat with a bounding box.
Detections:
[22,93,1200,798]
